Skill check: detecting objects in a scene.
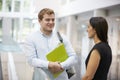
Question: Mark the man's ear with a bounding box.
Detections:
[38,19,41,22]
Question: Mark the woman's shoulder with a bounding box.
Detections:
[94,42,107,48]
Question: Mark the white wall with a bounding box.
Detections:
[58,0,120,17]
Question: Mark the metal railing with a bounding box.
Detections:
[0,54,3,80]
[8,52,18,80]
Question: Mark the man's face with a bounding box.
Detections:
[39,14,55,33]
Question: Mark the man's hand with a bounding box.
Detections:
[48,62,64,74]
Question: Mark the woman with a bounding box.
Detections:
[82,17,112,80]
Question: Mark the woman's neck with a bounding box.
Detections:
[94,35,101,44]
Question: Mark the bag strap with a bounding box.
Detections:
[57,31,75,79]
[35,46,38,58]
[57,32,63,43]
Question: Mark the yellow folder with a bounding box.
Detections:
[46,43,68,78]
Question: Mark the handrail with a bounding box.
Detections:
[0,54,3,80]
[8,52,18,80]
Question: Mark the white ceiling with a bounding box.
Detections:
[33,0,61,13]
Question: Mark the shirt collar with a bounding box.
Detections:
[39,29,53,38]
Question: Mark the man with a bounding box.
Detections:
[24,8,76,80]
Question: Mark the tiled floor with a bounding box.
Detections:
[0,41,120,80]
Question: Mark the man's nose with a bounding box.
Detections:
[49,20,54,23]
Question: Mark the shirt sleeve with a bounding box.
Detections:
[60,34,77,69]
[23,36,49,69]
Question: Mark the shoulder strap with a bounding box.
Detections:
[35,45,38,58]
[57,32,63,43]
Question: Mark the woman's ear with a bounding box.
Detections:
[93,28,96,33]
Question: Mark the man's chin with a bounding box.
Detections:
[48,28,53,31]
[89,36,92,39]
[48,30,52,33]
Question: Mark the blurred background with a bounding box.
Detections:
[0,0,120,80]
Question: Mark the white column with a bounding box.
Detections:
[17,0,23,42]
[2,0,6,12]
[20,0,24,12]
[67,0,70,3]
[66,16,74,40]
[54,18,59,32]
[17,18,23,42]
[30,0,34,13]
[2,18,12,44]
[93,9,107,17]
[11,0,15,12]
[109,20,119,80]
[66,15,77,47]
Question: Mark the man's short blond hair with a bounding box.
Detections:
[38,8,55,20]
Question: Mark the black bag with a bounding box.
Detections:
[66,67,75,79]
[57,32,75,79]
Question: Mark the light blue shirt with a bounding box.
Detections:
[23,30,77,80]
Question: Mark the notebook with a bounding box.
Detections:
[46,43,68,78]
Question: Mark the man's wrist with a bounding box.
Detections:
[58,63,64,70]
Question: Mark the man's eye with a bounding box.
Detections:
[45,19,54,22]
[46,19,50,21]
[52,19,54,22]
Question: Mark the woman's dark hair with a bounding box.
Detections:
[90,17,108,43]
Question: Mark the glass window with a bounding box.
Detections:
[22,19,32,41]
[23,0,30,12]
[0,18,2,41]
[6,0,11,12]
[14,1,20,12]
[0,0,2,11]
[12,18,20,41]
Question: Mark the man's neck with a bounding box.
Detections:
[40,28,52,36]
